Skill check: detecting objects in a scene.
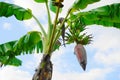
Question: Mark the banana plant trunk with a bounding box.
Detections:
[32,54,53,80]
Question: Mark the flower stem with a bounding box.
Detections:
[48,7,60,54]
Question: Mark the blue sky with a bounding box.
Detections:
[0,0,120,80]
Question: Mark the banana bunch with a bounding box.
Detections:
[51,0,64,8]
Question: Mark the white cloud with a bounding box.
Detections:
[85,26,120,66]
[90,27,120,51]
[13,0,47,18]
[94,50,120,67]
[3,22,11,30]
[0,66,32,80]
[52,68,113,80]
[33,53,43,66]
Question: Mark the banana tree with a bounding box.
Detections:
[0,0,120,80]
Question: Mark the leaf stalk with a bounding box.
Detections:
[32,14,47,37]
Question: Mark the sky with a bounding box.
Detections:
[0,0,120,80]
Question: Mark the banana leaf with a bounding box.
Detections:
[0,2,32,20]
[70,3,120,28]
[0,31,43,66]
[72,0,100,11]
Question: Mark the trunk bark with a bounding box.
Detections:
[32,54,53,80]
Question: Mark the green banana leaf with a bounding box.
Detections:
[13,31,43,54]
[72,0,100,11]
[0,2,32,20]
[0,41,18,56]
[34,0,47,3]
[0,41,22,66]
[0,31,43,66]
[70,3,120,28]
[0,56,22,66]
